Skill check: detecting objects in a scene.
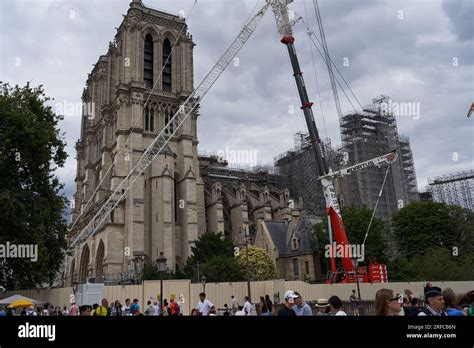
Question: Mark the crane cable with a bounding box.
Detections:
[312,0,342,120]
[299,1,363,111]
[305,31,357,112]
[70,0,199,232]
[302,0,387,250]
[297,14,360,113]
[303,0,328,140]
[309,33,364,111]
[362,165,391,246]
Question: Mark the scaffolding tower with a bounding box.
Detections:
[339,96,419,225]
[274,133,339,216]
[274,96,420,224]
[428,170,474,211]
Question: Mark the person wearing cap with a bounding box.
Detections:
[277,290,297,316]
[418,286,447,316]
[316,298,330,316]
[293,292,312,316]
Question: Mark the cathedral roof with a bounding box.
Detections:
[265,221,288,255]
[265,216,320,256]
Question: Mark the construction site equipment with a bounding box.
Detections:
[428,170,474,211]
[269,0,394,283]
[61,0,396,285]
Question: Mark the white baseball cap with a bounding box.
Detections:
[284,290,298,300]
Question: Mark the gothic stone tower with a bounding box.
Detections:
[67,0,206,285]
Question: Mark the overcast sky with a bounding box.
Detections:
[1,0,473,205]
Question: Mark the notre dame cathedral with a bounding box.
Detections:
[65,0,321,286]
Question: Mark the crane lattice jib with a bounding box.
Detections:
[68,4,270,251]
[268,0,294,36]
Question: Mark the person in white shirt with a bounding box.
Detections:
[329,296,347,316]
[152,301,160,316]
[26,306,38,316]
[146,301,155,316]
[235,306,246,316]
[178,294,185,316]
[243,296,252,316]
[42,303,50,316]
[196,292,214,316]
[123,298,131,316]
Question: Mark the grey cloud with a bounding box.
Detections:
[1,0,472,198]
[441,0,474,41]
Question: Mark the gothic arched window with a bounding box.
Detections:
[144,34,154,89]
[164,108,174,135]
[144,106,154,132]
[162,38,172,92]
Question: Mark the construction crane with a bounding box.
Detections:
[269,0,392,284]
[323,150,397,180]
[320,151,396,283]
[60,0,394,285]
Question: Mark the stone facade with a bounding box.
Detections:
[65,0,320,286]
[199,154,322,281]
[67,0,202,285]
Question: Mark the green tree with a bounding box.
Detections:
[141,262,187,281]
[235,246,277,281]
[183,232,244,282]
[199,255,245,282]
[389,247,474,282]
[0,82,68,289]
[311,205,388,268]
[340,206,388,263]
[392,201,474,258]
[389,201,474,281]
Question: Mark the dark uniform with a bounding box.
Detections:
[418,286,447,316]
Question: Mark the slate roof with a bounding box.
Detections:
[265,216,320,256]
[265,221,289,255]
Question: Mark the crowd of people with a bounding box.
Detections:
[1,283,472,317]
[374,284,473,317]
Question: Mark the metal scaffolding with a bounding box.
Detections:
[339,96,419,225]
[274,97,420,227]
[428,170,474,211]
[274,133,339,216]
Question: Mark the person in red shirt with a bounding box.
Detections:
[170,298,180,316]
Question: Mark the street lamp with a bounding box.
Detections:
[351,257,362,315]
[201,276,207,293]
[242,226,251,303]
[156,252,167,311]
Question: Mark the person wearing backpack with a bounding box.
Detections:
[95,299,110,316]
[161,299,171,316]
